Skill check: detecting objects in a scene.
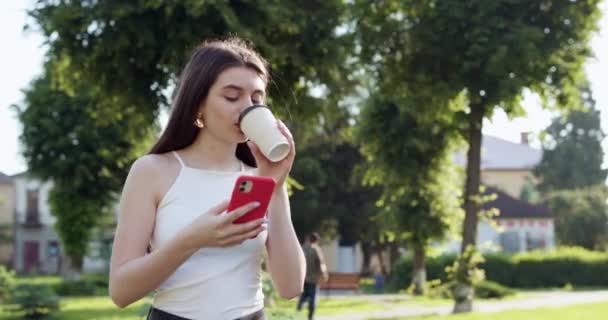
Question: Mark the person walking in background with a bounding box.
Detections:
[297,232,328,320]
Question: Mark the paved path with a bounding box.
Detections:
[315,290,608,320]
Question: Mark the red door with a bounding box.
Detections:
[23,241,40,273]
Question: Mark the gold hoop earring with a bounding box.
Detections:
[194,114,205,128]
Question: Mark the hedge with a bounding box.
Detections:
[391,247,608,289]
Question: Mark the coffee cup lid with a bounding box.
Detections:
[238,104,270,124]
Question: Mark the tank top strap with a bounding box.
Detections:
[239,160,245,172]
[172,151,186,168]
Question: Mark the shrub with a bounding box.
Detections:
[391,247,608,289]
[390,254,455,290]
[54,279,98,296]
[474,280,515,299]
[509,247,608,288]
[423,279,514,300]
[82,272,109,289]
[262,271,276,307]
[8,284,60,319]
[0,265,16,303]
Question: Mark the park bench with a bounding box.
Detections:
[319,272,361,292]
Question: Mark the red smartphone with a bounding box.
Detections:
[228,175,276,224]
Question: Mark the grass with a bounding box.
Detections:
[0,293,447,320]
[0,296,151,320]
[371,302,608,320]
[3,294,607,320]
[57,296,151,320]
[264,294,453,319]
[14,275,63,286]
[1,275,605,320]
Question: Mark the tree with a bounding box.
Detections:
[356,93,464,295]
[290,129,381,249]
[23,1,355,270]
[16,70,153,271]
[545,185,608,250]
[353,0,601,311]
[519,176,541,203]
[534,86,607,191]
[27,1,354,134]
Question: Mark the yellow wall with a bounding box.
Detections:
[0,183,15,265]
[481,169,536,199]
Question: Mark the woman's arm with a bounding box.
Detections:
[109,156,197,308]
[265,185,306,299]
[109,155,266,308]
[246,120,305,299]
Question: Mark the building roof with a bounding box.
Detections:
[453,135,542,170]
[482,186,552,219]
[0,172,12,184]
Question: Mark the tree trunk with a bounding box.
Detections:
[376,244,389,276]
[388,242,400,276]
[360,241,372,277]
[412,244,426,295]
[454,102,484,313]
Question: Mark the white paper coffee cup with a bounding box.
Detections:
[239,105,290,162]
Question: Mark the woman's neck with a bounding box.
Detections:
[181,130,240,171]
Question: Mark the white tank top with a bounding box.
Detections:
[150,151,267,320]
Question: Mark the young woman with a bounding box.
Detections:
[109,37,306,320]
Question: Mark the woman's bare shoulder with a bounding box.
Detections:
[130,153,175,173]
[126,153,181,203]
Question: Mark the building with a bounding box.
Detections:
[0,172,15,267]
[482,187,554,253]
[12,173,108,274]
[457,133,542,199]
[12,173,63,273]
[444,133,554,253]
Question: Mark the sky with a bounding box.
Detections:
[1,1,607,176]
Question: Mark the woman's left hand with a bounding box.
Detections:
[247,120,295,190]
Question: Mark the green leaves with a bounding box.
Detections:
[535,87,607,192]
[16,68,154,269]
[545,186,608,250]
[23,0,356,268]
[355,93,464,248]
[28,0,355,123]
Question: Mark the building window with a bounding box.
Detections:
[526,232,546,251]
[26,190,40,224]
[47,241,60,258]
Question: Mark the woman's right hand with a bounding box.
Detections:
[182,200,266,249]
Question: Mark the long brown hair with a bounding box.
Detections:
[149,37,269,167]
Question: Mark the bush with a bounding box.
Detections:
[53,279,98,296]
[0,265,16,303]
[481,253,515,286]
[424,279,514,300]
[391,247,608,289]
[474,280,515,299]
[8,284,60,319]
[509,247,608,288]
[82,272,109,288]
[545,186,608,250]
[262,271,277,307]
[390,254,455,290]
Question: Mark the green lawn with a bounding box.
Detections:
[372,302,608,320]
[3,295,607,320]
[0,294,447,320]
[1,276,604,320]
